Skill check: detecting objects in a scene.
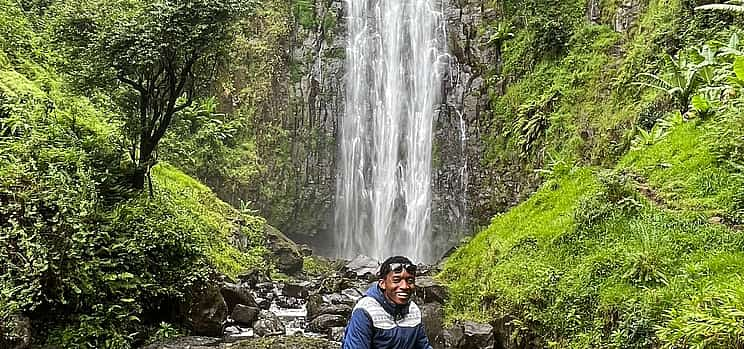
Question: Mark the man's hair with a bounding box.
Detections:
[378,255,415,279]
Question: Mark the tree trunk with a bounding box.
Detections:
[132,165,147,189]
[132,138,155,190]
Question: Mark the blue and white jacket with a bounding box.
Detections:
[341,285,432,349]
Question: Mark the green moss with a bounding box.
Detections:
[151,163,268,278]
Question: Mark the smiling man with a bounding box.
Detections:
[341,256,433,349]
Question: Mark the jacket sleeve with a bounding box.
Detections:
[415,323,433,349]
[341,308,373,349]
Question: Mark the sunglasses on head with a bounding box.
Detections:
[389,263,417,275]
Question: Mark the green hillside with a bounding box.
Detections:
[0,0,272,346]
[441,0,744,347]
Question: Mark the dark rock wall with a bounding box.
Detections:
[280,0,495,258]
[270,0,647,257]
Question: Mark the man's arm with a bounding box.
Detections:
[414,323,433,349]
[341,308,373,349]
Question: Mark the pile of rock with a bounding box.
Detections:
[152,255,499,349]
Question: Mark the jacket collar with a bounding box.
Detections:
[365,284,410,320]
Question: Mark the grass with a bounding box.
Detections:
[149,163,269,278]
[441,116,744,347]
[620,120,743,217]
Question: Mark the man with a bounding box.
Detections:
[342,256,433,349]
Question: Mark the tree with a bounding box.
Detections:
[55,0,250,189]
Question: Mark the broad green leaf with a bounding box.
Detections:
[733,56,744,80]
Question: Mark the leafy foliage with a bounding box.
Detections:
[52,0,252,189]
[0,2,271,346]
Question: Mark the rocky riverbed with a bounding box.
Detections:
[146,255,497,349]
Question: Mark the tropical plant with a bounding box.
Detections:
[631,123,670,150]
[634,54,710,112]
[695,0,744,13]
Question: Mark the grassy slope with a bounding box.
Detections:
[0,2,271,345]
[442,0,744,347]
[443,121,744,347]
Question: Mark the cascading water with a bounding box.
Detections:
[335,0,446,263]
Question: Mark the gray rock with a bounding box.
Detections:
[420,303,445,349]
[255,297,272,310]
[187,284,228,337]
[324,293,355,307]
[265,224,304,275]
[231,304,260,326]
[306,294,324,319]
[462,321,494,349]
[329,326,346,342]
[308,314,347,334]
[442,324,464,348]
[253,310,285,337]
[344,255,379,277]
[221,282,257,312]
[414,276,448,304]
[308,303,352,320]
[340,288,363,302]
[283,281,310,298]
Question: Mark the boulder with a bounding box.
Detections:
[461,321,494,349]
[283,281,311,298]
[187,284,228,337]
[414,276,448,304]
[344,255,379,278]
[255,297,272,310]
[340,288,363,303]
[306,294,324,318]
[308,314,347,334]
[329,326,346,342]
[253,310,285,337]
[441,324,464,348]
[231,304,260,326]
[237,269,271,287]
[221,282,257,312]
[308,303,353,320]
[324,293,356,307]
[264,224,304,275]
[0,313,31,349]
[420,303,445,349]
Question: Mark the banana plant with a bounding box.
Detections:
[634,54,707,112]
[695,0,744,13]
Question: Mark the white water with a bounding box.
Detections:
[335,0,446,263]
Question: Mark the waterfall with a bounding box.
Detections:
[335,0,446,263]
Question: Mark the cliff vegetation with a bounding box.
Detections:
[441,0,744,347]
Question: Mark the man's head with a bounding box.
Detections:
[377,256,417,305]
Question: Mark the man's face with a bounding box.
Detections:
[379,268,416,305]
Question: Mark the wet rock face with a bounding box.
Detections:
[232,305,260,326]
[615,0,644,32]
[420,302,445,349]
[221,282,258,312]
[253,310,285,337]
[188,284,228,337]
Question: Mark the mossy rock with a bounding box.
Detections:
[264,223,303,275]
